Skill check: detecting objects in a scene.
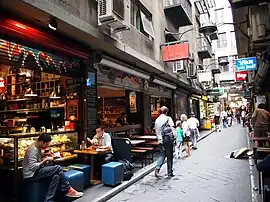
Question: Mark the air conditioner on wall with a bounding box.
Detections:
[173,60,187,73]
[98,0,130,33]
[250,4,270,44]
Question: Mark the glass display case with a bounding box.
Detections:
[0,130,78,171]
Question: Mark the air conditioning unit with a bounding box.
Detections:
[98,0,130,33]
[173,60,187,73]
[250,4,270,44]
[187,62,197,79]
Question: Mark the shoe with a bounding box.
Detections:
[66,187,84,198]
[154,168,161,178]
[167,173,175,178]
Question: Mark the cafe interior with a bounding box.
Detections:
[0,44,160,200]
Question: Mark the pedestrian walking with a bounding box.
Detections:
[181,114,191,157]
[241,110,246,127]
[187,113,200,150]
[154,106,175,178]
[174,120,183,158]
[214,113,221,132]
[221,110,228,128]
[251,104,270,145]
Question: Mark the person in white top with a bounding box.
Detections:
[154,106,175,178]
[187,113,200,150]
[221,110,228,128]
[181,114,191,157]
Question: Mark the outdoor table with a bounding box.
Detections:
[74,148,111,185]
[130,140,145,145]
[131,135,157,140]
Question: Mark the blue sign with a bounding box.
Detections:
[235,57,257,71]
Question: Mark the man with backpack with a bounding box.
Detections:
[154,106,175,178]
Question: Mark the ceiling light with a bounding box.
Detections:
[48,18,58,31]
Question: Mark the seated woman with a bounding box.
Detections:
[22,133,83,202]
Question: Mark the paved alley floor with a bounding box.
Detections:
[108,124,251,202]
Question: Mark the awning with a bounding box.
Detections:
[98,55,177,89]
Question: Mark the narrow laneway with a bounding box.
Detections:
[109,123,251,202]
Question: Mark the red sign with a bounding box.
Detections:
[162,43,189,62]
[235,71,248,81]
[0,77,6,94]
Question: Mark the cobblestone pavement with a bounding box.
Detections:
[108,123,251,202]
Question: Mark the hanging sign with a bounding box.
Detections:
[235,71,248,81]
[0,77,6,93]
[162,43,189,62]
[235,57,257,71]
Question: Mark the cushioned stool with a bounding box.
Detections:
[102,162,124,186]
[22,180,49,202]
[64,170,84,192]
[68,164,91,188]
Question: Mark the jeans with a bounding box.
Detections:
[27,165,70,202]
[156,137,174,176]
[222,119,227,128]
[174,141,183,157]
[190,128,199,148]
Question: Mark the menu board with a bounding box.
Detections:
[86,70,97,137]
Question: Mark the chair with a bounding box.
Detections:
[111,137,132,162]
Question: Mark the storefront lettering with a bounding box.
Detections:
[0,39,80,73]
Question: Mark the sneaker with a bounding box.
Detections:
[66,187,84,198]
[154,168,162,178]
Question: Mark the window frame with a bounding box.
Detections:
[129,0,155,40]
[217,32,227,49]
[215,8,224,24]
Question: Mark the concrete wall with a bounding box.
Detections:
[17,0,179,71]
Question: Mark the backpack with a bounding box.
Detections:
[161,118,174,142]
[119,159,134,181]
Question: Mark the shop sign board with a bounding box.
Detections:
[206,88,224,96]
[235,71,248,81]
[235,57,257,71]
[0,77,6,93]
[129,91,137,113]
[162,43,189,62]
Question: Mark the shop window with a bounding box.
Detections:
[130,0,155,40]
[0,43,83,162]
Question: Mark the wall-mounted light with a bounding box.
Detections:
[48,18,58,31]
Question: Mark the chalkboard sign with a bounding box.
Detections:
[66,99,78,121]
[66,77,81,94]
[86,60,97,137]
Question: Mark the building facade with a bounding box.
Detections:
[210,0,238,83]
[0,0,212,131]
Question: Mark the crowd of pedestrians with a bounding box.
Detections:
[154,106,200,178]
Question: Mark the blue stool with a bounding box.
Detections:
[68,164,91,188]
[64,170,84,192]
[102,162,124,186]
[22,180,49,202]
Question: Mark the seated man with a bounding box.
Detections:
[22,133,83,202]
[87,127,113,163]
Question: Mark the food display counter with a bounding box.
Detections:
[0,130,78,171]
